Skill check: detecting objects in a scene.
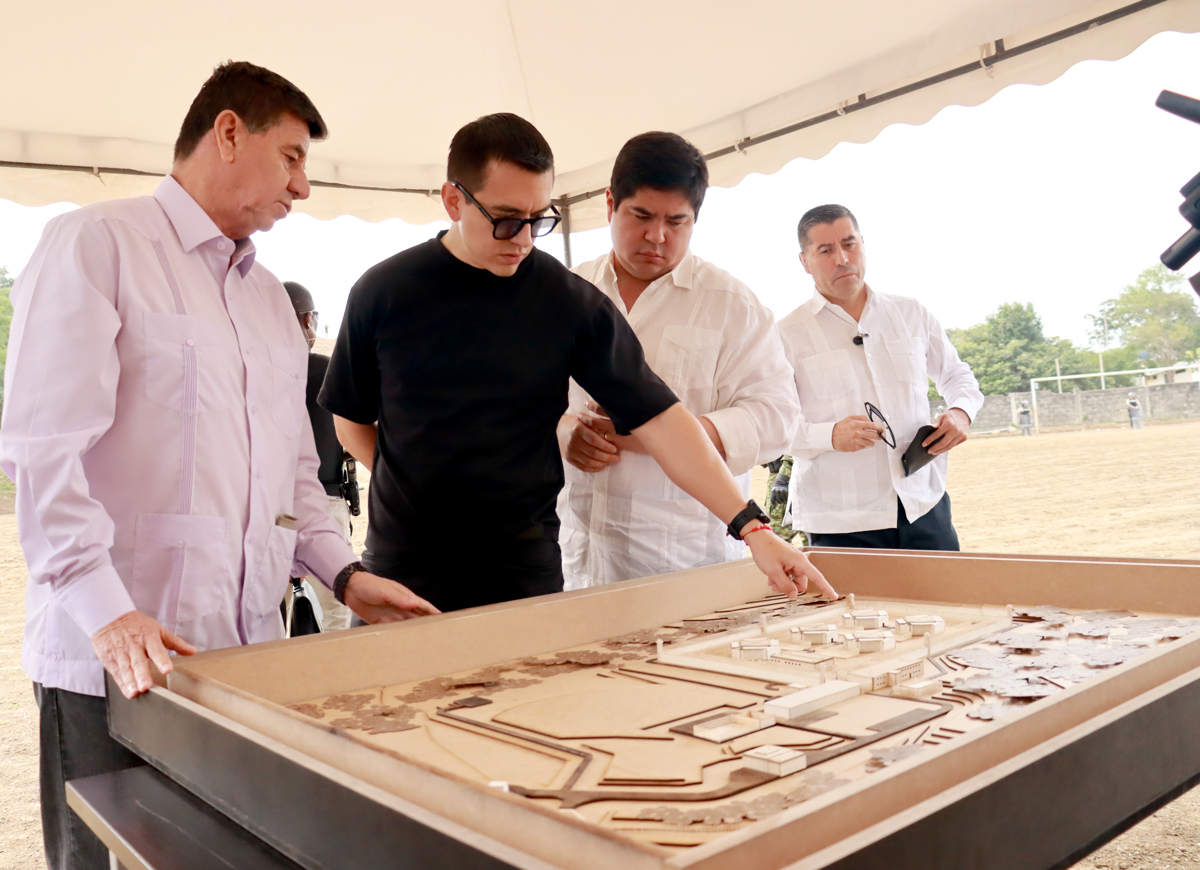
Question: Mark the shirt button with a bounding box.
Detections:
[50,653,58,662]
[175,540,185,548]
[866,353,872,358]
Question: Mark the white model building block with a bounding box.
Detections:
[854,630,897,653]
[800,625,840,645]
[847,609,890,630]
[887,661,925,686]
[732,638,780,660]
[764,680,861,720]
[907,615,946,636]
[742,745,807,777]
[692,711,775,742]
[770,650,834,671]
[894,678,945,699]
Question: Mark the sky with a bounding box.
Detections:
[3,30,1200,347]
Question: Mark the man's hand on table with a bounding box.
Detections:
[343,572,441,623]
[832,415,884,452]
[742,525,838,600]
[92,611,197,699]
[923,407,971,455]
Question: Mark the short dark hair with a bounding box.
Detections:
[797,204,861,251]
[283,281,315,315]
[446,113,554,192]
[610,132,709,219]
[174,61,327,161]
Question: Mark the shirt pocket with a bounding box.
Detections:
[628,493,712,572]
[885,338,926,387]
[144,313,239,414]
[245,523,298,619]
[269,345,308,438]
[799,348,855,403]
[131,514,234,626]
[656,326,721,408]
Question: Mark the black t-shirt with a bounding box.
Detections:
[306,353,343,492]
[319,235,678,576]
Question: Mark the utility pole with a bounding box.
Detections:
[1056,358,1062,393]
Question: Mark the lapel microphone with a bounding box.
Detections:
[853,333,868,346]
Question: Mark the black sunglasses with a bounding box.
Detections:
[453,183,562,240]
[864,402,897,449]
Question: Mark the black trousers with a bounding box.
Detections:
[364,535,564,615]
[33,682,144,870]
[808,492,960,551]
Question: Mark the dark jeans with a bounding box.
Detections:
[34,682,144,870]
[808,492,960,551]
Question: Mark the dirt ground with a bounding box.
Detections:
[1,421,1198,868]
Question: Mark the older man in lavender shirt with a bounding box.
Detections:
[0,62,437,870]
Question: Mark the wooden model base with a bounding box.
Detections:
[110,550,1200,870]
[281,594,1197,851]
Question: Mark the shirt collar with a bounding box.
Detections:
[809,284,875,325]
[154,175,257,276]
[602,249,696,292]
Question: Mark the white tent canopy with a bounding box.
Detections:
[3,0,1198,236]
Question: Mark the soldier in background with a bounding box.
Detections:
[764,456,801,544]
[285,281,356,631]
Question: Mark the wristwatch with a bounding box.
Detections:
[333,560,365,604]
[726,499,771,539]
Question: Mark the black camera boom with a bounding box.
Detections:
[1157,90,1200,297]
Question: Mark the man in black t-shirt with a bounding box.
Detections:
[320,113,836,614]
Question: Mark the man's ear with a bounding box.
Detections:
[212,110,241,164]
[605,189,615,224]
[798,251,812,276]
[441,181,464,222]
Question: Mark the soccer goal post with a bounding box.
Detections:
[1028,362,1199,431]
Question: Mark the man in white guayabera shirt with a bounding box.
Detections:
[557,132,800,587]
[779,204,983,551]
[0,62,436,870]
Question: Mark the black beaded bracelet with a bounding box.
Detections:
[333,560,365,604]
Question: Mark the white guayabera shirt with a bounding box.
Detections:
[1,178,356,696]
[779,287,983,535]
[557,251,800,589]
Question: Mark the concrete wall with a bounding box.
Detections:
[929,381,1200,430]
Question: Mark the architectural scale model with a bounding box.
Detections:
[286,593,1200,851]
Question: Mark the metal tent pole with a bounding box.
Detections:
[560,202,573,268]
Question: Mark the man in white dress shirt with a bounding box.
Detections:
[557,132,800,587]
[779,204,983,550]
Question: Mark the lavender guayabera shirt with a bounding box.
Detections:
[0,177,357,696]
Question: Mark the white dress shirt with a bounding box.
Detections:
[778,287,983,535]
[0,177,356,696]
[557,251,800,588]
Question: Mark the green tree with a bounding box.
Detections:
[947,302,1097,395]
[1092,264,1200,366]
